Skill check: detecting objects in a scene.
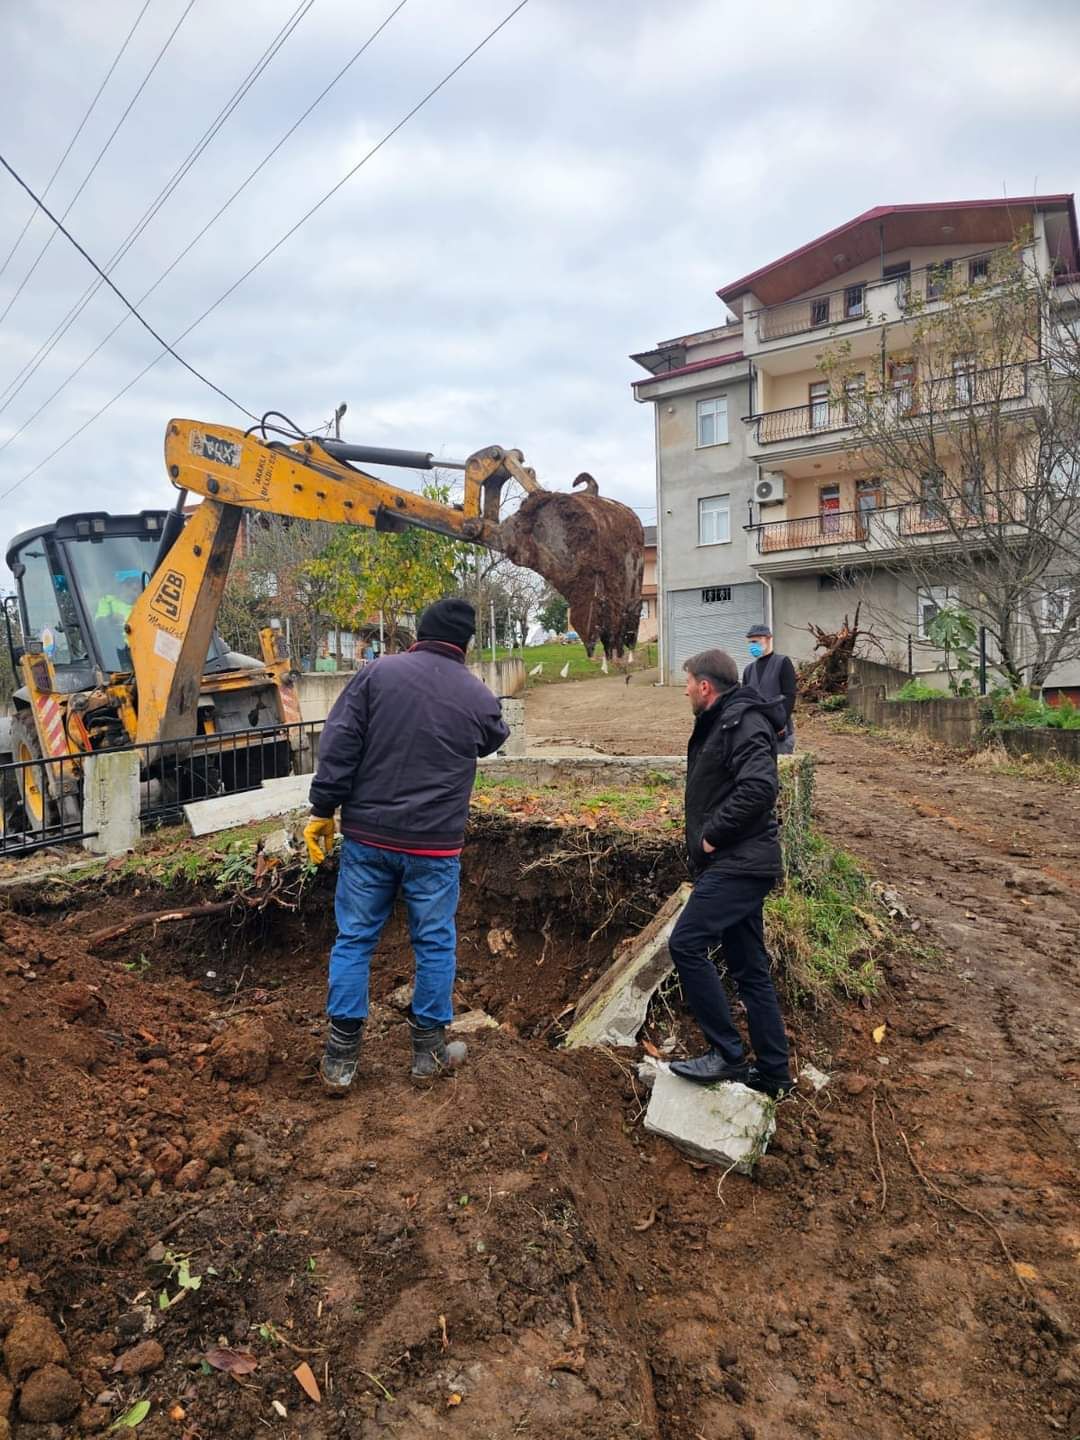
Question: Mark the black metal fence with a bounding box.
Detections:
[0,718,324,857]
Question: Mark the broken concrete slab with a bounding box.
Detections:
[799,1063,831,1093]
[183,774,314,838]
[562,884,690,1049]
[644,1066,775,1173]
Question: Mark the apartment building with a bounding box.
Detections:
[633,196,1080,690]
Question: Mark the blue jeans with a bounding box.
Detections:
[327,839,460,1028]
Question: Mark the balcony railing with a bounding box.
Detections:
[752,491,1031,555]
[749,245,1029,344]
[752,361,1033,446]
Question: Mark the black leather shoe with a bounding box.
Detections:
[746,1065,793,1098]
[669,1050,750,1085]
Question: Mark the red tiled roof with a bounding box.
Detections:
[718,196,1078,307]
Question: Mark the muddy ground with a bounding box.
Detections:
[0,680,1076,1439]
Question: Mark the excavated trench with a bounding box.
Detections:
[1,820,741,1440]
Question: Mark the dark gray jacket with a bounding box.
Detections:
[309,642,509,851]
[684,685,784,878]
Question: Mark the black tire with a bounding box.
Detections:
[10,710,56,837]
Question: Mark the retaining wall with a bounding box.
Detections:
[296,654,525,723]
[998,727,1080,763]
[848,685,983,746]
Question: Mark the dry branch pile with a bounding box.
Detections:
[797,605,864,700]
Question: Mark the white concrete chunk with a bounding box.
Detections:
[799,1063,831,1093]
[184,774,313,837]
[643,1066,776,1173]
[563,884,690,1049]
[82,749,141,856]
[450,1009,499,1034]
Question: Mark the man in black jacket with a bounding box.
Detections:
[302,598,509,1092]
[668,648,792,1097]
[742,623,797,754]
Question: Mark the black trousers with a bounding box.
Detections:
[668,867,790,1078]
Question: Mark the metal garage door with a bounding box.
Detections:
[666,581,766,682]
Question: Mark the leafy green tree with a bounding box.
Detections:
[537,587,569,635]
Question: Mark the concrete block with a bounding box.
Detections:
[184,774,313,837]
[82,749,141,857]
[643,1066,775,1172]
[498,698,526,757]
[799,1063,831,1093]
[563,884,690,1049]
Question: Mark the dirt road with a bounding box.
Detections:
[528,673,1080,1435]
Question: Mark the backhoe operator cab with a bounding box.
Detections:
[5,510,258,693]
[1,510,297,845]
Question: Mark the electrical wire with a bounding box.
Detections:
[0,0,200,332]
[0,0,156,287]
[0,0,314,419]
[0,153,257,421]
[0,0,409,452]
[0,0,532,505]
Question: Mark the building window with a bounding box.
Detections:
[819,483,841,536]
[696,395,729,447]
[702,586,732,604]
[844,284,865,319]
[1044,586,1072,631]
[890,360,916,417]
[810,296,830,327]
[698,494,731,546]
[920,471,947,525]
[953,353,976,406]
[809,381,830,429]
[918,586,951,639]
[961,466,984,518]
[968,254,990,284]
[843,372,867,423]
[926,260,953,301]
[884,260,911,307]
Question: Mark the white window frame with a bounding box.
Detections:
[696,395,729,448]
[1043,585,1072,632]
[918,585,951,640]
[698,494,731,547]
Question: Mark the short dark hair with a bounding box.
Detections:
[682,648,738,691]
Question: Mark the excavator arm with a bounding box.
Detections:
[126,420,643,744]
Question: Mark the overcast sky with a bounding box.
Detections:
[1,0,1079,556]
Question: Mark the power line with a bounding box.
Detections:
[0,0,404,443]
[0,0,531,504]
[0,0,156,287]
[0,0,199,333]
[0,0,314,420]
[0,153,257,422]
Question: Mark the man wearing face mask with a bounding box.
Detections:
[743,625,797,755]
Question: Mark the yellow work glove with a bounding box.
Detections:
[303,816,336,866]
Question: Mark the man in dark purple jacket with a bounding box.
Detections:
[303,598,509,1091]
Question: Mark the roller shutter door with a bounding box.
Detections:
[666,581,766,681]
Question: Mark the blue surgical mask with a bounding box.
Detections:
[748,641,765,659]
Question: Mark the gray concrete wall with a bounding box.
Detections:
[296,655,524,723]
[655,372,759,592]
[479,754,685,786]
[849,685,983,746]
[999,727,1080,763]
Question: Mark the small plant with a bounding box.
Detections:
[927,607,978,695]
[991,689,1080,731]
[893,679,944,702]
[123,952,151,974]
[818,694,848,712]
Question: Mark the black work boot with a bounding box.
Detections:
[320,1017,364,1095]
[409,1017,466,1080]
[669,1049,750,1085]
[746,1065,793,1099]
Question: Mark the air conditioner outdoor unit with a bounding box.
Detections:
[756,471,786,506]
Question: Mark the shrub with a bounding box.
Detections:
[991,690,1080,731]
[818,694,848,712]
[893,679,944,702]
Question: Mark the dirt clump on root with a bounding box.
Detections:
[496,487,644,659]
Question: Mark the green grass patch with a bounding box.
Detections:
[497,641,657,684]
[990,690,1080,731]
[891,679,946,702]
[766,829,883,1005]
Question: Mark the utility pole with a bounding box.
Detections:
[490,599,496,662]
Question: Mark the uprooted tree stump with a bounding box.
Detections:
[798,605,865,700]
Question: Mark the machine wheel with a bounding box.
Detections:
[0,760,27,846]
[11,710,56,837]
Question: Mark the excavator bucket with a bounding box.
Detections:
[493,474,644,660]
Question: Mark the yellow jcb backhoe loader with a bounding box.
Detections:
[1,418,643,843]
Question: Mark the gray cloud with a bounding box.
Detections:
[2,0,1079,550]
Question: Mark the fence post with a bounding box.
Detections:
[979,627,987,696]
[498,697,526,757]
[82,749,141,857]
[907,633,913,675]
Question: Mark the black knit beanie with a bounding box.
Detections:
[417,597,476,650]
